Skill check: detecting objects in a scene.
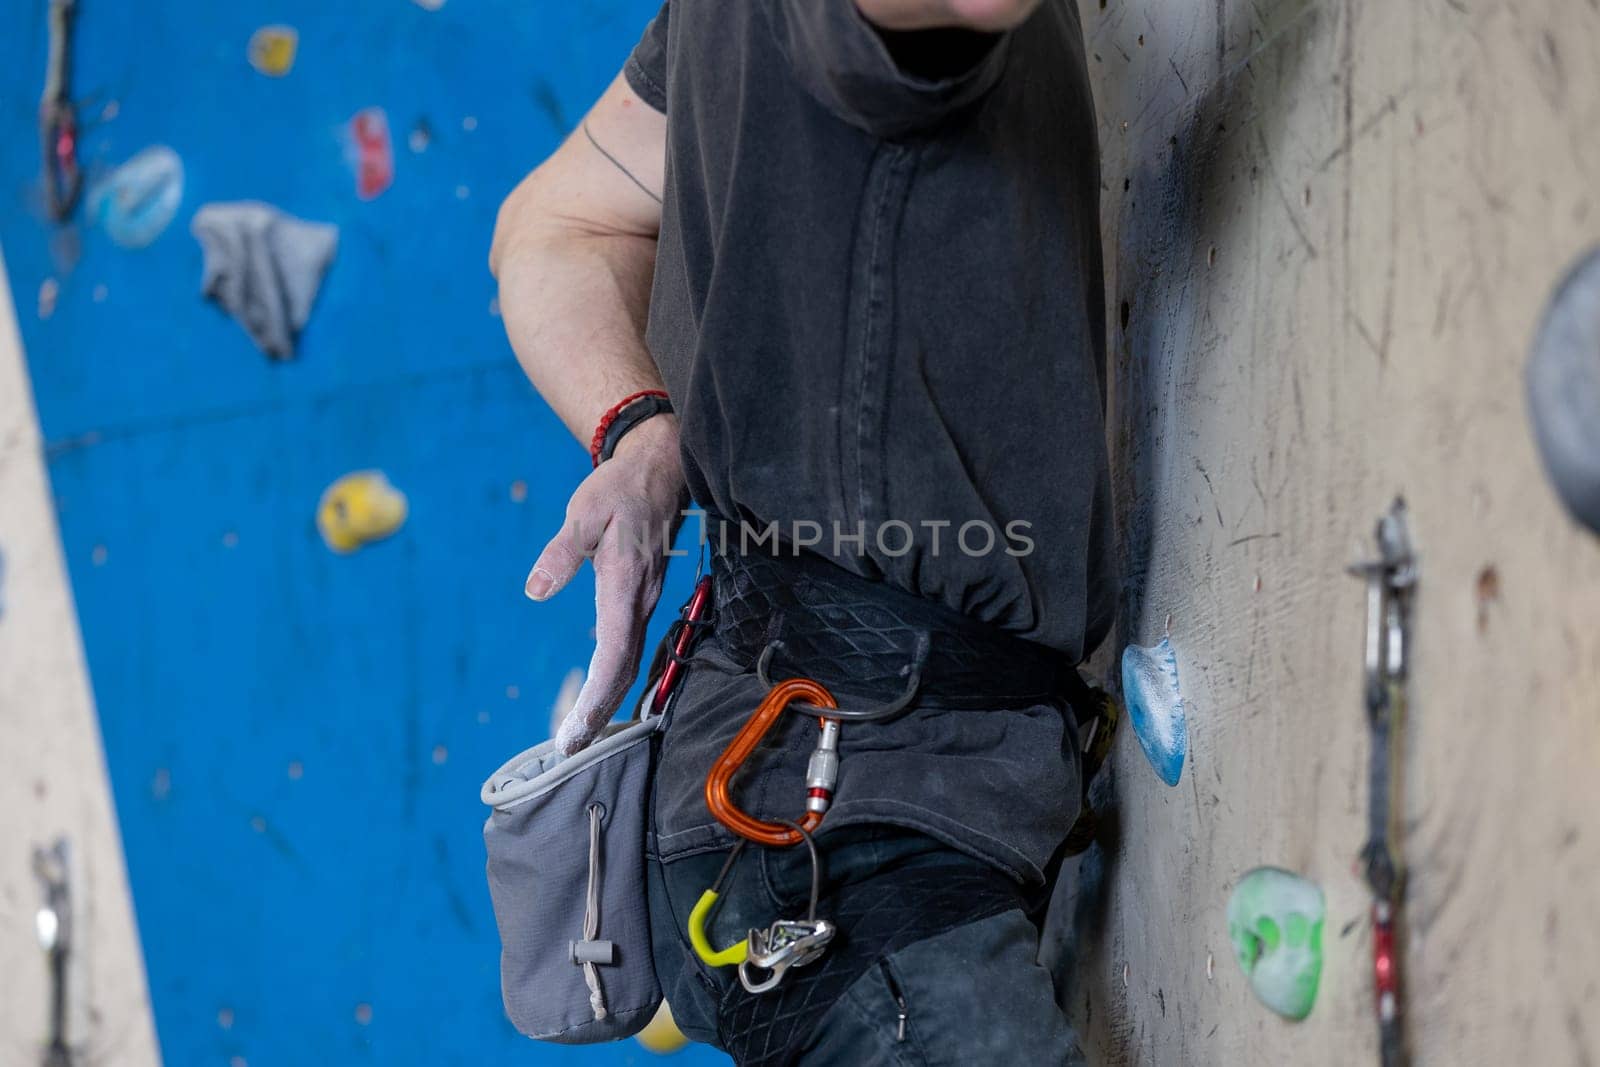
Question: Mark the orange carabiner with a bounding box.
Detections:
[705,678,839,847]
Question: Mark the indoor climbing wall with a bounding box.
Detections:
[0,1,714,1064]
[1052,0,1600,1063]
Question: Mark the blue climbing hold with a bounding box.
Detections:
[1120,637,1187,786]
[87,146,184,249]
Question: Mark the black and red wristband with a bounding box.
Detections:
[589,389,673,467]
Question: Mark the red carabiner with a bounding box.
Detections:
[651,576,713,717]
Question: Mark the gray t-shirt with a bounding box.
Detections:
[627,0,1114,883]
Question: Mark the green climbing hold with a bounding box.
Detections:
[1226,867,1325,1021]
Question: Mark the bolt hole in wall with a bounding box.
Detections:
[0,0,719,1064]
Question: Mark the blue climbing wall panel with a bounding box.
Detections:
[1,1,722,1063]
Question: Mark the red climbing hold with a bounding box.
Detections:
[348,107,394,201]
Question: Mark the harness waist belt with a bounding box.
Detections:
[707,543,1070,711]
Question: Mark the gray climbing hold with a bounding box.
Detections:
[191,201,337,360]
[1527,247,1600,534]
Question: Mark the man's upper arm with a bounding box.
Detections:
[491,70,666,272]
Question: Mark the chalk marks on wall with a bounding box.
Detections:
[316,470,408,553]
[1121,635,1188,786]
[1226,867,1325,1021]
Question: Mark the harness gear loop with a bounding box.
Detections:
[754,632,929,723]
[705,678,839,847]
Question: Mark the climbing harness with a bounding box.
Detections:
[755,637,926,723]
[708,545,1065,712]
[40,0,80,222]
[689,535,1122,994]
[1347,499,1415,1067]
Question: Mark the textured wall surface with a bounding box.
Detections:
[0,252,161,1066]
[1053,0,1600,1063]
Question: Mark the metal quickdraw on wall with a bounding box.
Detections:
[39,0,80,221]
[1347,499,1416,1067]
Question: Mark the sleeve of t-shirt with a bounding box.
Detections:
[767,0,1010,138]
[624,3,670,114]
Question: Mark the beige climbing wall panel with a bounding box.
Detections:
[1051,1,1600,1063]
[0,245,162,1066]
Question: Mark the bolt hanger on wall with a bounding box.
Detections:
[34,837,76,1067]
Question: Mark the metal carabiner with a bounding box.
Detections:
[646,575,714,721]
[705,678,839,847]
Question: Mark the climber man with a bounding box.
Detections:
[490,0,1116,1061]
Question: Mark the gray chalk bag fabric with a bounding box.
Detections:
[481,716,663,1043]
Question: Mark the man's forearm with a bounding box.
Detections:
[492,215,663,446]
[490,71,669,448]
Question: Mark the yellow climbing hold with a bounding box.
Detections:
[248,25,298,77]
[635,1000,690,1054]
[317,471,407,553]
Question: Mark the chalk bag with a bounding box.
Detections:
[481,717,663,1043]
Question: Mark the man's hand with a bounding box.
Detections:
[490,70,672,753]
[527,416,688,755]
